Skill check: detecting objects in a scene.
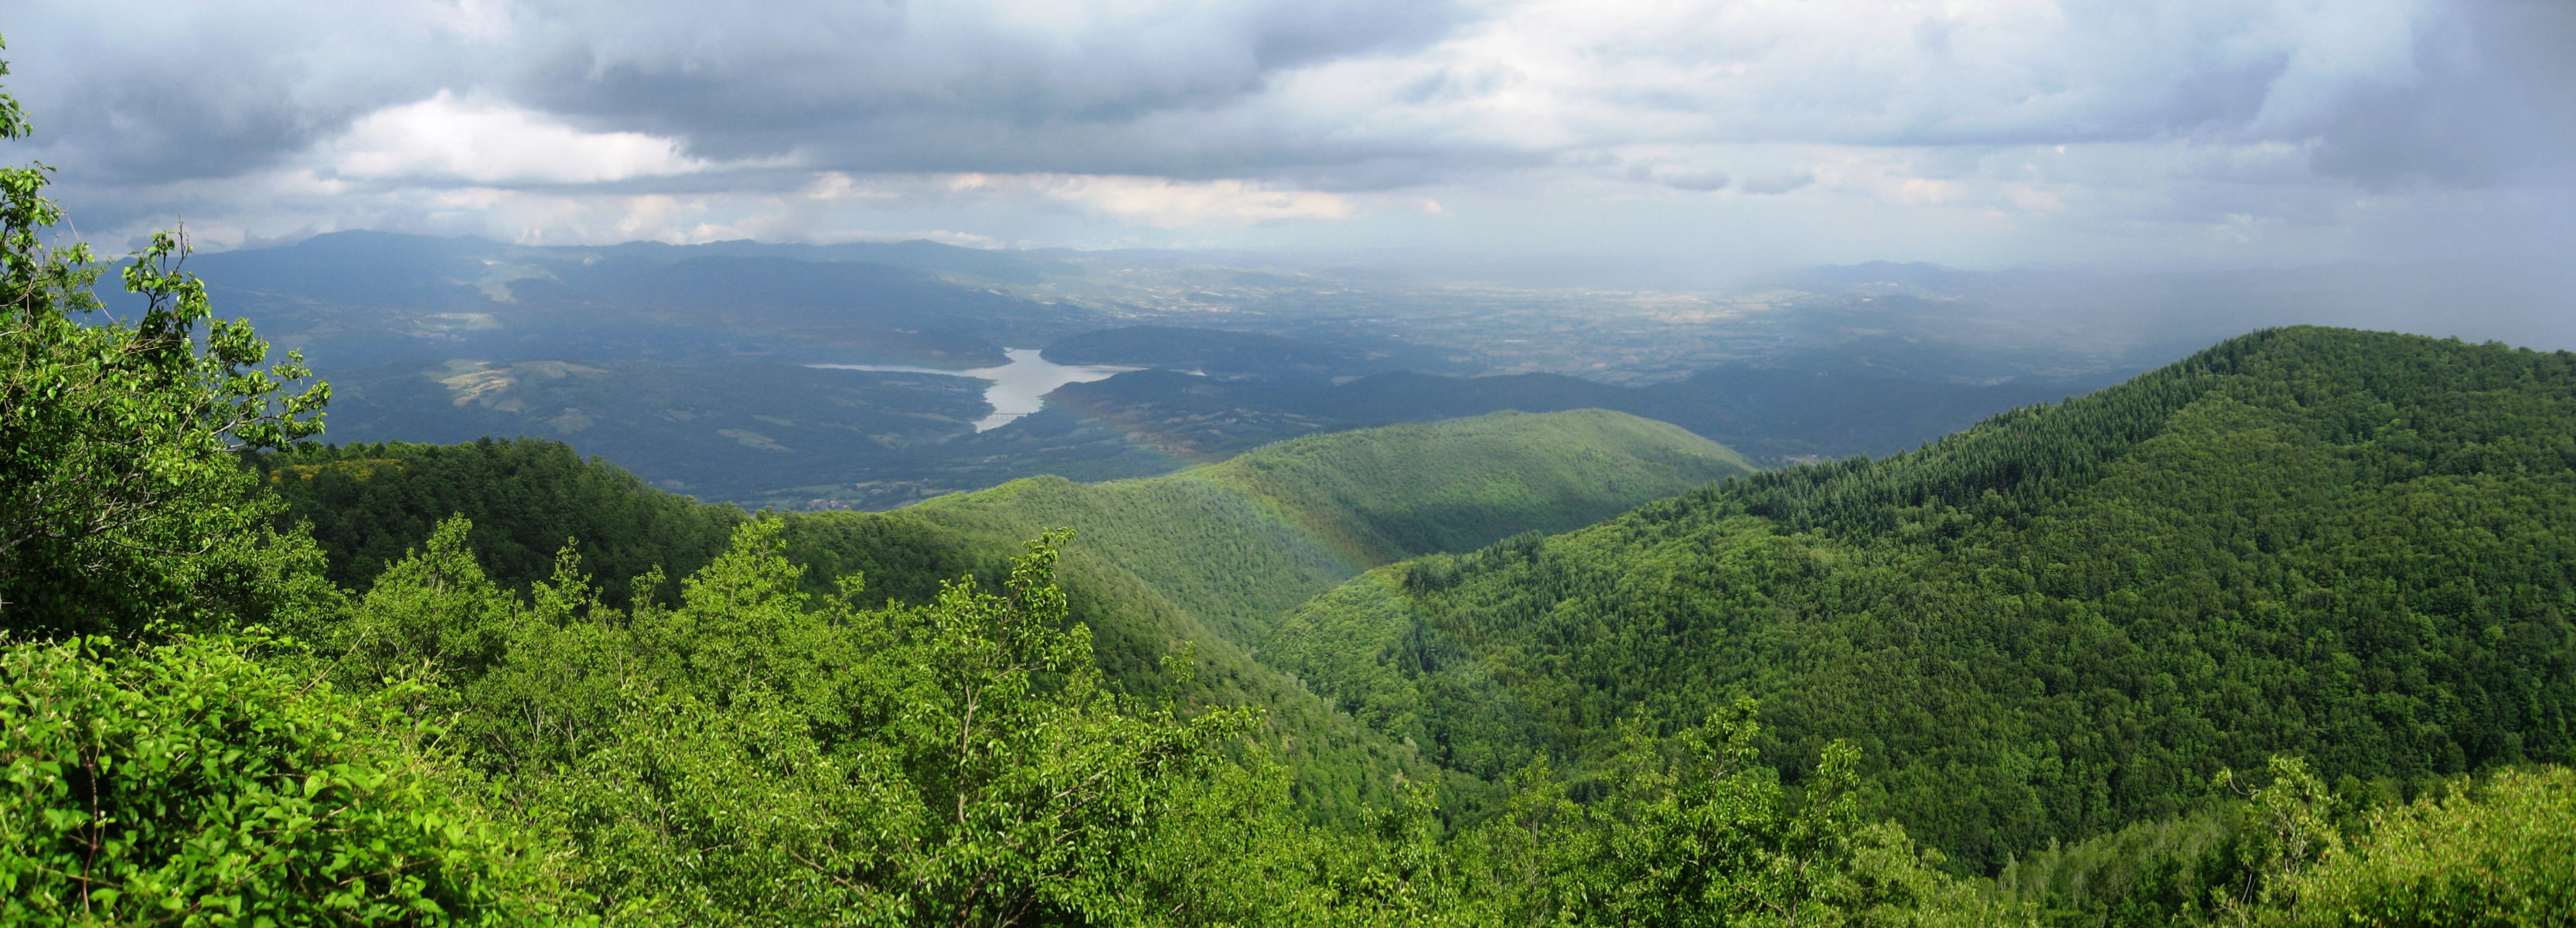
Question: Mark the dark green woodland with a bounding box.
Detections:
[254,408,1753,821]
[1268,328,2576,884]
[3,38,2570,926]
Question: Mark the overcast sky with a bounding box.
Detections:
[5,0,2571,277]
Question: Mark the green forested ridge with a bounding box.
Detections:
[836,411,1753,813]
[1269,326,2576,875]
[6,37,2572,923]
[267,409,1748,647]
[256,437,743,606]
[884,409,1753,642]
[264,408,1753,819]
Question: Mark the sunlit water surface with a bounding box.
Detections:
[810,349,1141,432]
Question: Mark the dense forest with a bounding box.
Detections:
[254,408,1751,819]
[261,409,1747,612]
[3,42,2570,926]
[1266,326,2576,915]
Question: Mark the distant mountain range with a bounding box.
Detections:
[163,231,2567,513]
[152,230,1093,370]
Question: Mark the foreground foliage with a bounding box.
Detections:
[0,41,328,640]
[1452,701,2004,927]
[261,408,1748,823]
[3,36,2569,924]
[0,635,561,923]
[354,520,1267,924]
[2270,765,2576,926]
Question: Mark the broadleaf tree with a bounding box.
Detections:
[0,32,331,639]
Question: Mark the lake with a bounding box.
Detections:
[810,349,1142,432]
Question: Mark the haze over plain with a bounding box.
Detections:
[5,0,2569,339]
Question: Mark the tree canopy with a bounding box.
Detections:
[1,36,328,639]
[2,33,2568,925]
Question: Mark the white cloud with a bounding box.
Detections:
[324,91,736,184]
[1010,174,1361,227]
[10,0,2568,272]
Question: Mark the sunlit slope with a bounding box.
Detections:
[806,409,1754,814]
[1193,410,1757,568]
[272,408,1758,817]
[876,408,1755,644]
[1267,326,2576,870]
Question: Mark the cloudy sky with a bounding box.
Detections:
[4,0,2571,275]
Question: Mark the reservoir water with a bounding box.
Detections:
[811,349,1141,432]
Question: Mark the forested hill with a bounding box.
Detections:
[268,408,1746,622]
[263,408,1756,815]
[267,408,1751,684]
[16,12,2568,909]
[1268,326,2576,871]
[871,410,1756,640]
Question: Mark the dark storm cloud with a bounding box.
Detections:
[3,0,1475,185]
[2302,2,2576,190]
[501,0,1471,167]
[9,0,2564,194]
[2,0,2567,268]
[1,5,434,182]
[54,81,351,182]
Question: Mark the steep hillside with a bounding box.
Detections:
[1266,327,2576,869]
[868,410,1753,642]
[1204,412,1752,564]
[267,408,1757,817]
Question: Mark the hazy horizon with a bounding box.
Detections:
[5,1,2567,278]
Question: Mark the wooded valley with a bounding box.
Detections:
[4,37,2571,926]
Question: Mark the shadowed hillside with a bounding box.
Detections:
[1266,327,2576,871]
[264,408,1757,818]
